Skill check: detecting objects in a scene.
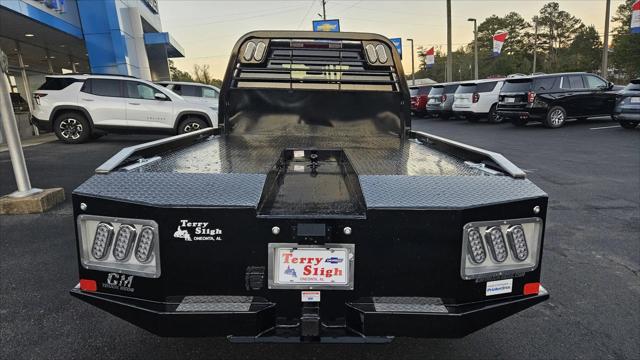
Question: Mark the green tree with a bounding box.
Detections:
[611,0,640,81]
[193,64,223,88]
[561,25,602,72]
[536,2,584,71]
[169,60,193,82]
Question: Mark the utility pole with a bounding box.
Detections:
[407,38,415,86]
[601,0,611,79]
[532,17,538,73]
[468,18,478,80]
[446,0,453,82]
[322,0,327,20]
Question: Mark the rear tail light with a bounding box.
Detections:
[461,218,543,280]
[112,224,136,261]
[78,215,161,278]
[135,226,156,263]
[91,222,114,260]
[441,94,447,102]
[485,226,508,263]
[472,92,480,103]
[527,91,536,104]
[466,227,487,264]
[33,93,47,105]
[506,225,529,261]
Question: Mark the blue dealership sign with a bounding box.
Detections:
[313,19,340,32]
[390,38,402,59]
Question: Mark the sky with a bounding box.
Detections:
[158,0,628,79]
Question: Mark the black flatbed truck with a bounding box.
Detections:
[70,31,549,342]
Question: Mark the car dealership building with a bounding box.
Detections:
[0,0,184,141]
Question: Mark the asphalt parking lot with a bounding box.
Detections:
[1,117,638,360]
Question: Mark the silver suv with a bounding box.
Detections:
[31,74,218,144]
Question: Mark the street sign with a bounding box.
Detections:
[390,38,402,59]
[313,19,340,32]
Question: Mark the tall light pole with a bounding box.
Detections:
[407,38,415,86]
[446,0,453,82]
[468,18,478,80]
[532,17,538,73]
[601,0,611,79]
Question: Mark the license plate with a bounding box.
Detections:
[631,97,640,103]
[268,244,354,290]
[505,97,515,103]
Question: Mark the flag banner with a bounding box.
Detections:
[492,31,509,56]
[425,47,435,68]
[632,0,640,34]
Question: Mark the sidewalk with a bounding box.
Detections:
[0,133,58,152]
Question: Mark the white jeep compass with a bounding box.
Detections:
[31,74,218,144]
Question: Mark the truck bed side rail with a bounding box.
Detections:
[95,128,218,174]
[411,130,526,179]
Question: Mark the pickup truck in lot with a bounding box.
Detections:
[70,31,549,343]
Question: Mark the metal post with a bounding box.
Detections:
[446,0,453,82]
[468,18,478,80]
[601,0,611,79]
[322,0,326,20]
[533,18,538,73]
[45,49,54,74]
[15,41,38,136]
[70,56,78,73]
[15,42,34,113]
[0,49,41,198]
[407,38,415,86]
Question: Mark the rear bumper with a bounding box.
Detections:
[497,110,544,121]
[70,285,549,340]
[31,116,52,132]
[613,109,640,121]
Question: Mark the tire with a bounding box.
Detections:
[544,106,567,128]
[510,118,529,127]
[619,121,639,129]
[488,104,503,123]
[178,117,208,134]
[53,112,91,144]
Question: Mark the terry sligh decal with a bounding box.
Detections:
[103,273,134,292]
[174,220,222,241]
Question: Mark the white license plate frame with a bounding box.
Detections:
[630,97,640,103]
[505,97,515,103]
[268,243,355,290]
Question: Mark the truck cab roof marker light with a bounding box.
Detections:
[243,41,257,61]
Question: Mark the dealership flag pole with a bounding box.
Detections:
[0,49,41,198]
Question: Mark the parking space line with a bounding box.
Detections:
[590,125,621,130]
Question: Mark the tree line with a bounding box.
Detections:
[414,1,639,84]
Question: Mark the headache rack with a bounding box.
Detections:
[232,39,400,92]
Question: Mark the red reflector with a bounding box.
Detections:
[523,282,540,295]
[79,279,97,292]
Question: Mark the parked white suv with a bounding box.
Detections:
[156,81,220,109]
[31,75,218,144]
[452,78,505,123]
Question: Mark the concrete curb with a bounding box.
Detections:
[0,188,65,215]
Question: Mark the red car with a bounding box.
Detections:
[410,85,433,117]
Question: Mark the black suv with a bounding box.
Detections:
[497,72,617,128]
